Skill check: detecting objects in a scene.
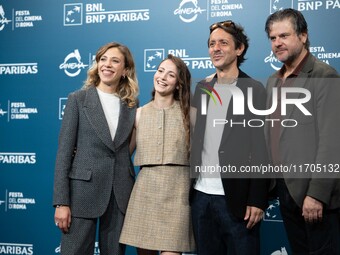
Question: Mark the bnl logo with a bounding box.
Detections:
[264,199,283,222]
[59,98,67,120]
[64,3,82,26]
[144,49,164,72]
[270,0,294,14]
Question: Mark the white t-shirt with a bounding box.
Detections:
[97,88,120,140]
[194,81,236,195]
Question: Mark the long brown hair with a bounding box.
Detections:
[83,42,139,107]
[152,54,191,156]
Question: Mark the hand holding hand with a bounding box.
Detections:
[302,196,323,223]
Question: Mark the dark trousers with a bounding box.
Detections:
[61,192,125,255]
[191,190,260,255]
[276,179,340,255]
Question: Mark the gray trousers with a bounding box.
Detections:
[60,192,125,255]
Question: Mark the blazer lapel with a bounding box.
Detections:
[83,86,115,152]
[220,72,248,145]
[195,74,217,141]
[282,73,309,122]
[219,98,234,145]
[196,72,249,149]
[265,75,279,141]
[112,101,136,151]
[280,54,314,137]
[266,76,277,115]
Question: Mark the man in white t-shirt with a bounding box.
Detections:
[190,20,269,255]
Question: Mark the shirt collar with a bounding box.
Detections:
[277,51,310,78]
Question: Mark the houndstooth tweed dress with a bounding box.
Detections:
[119,101,195,252]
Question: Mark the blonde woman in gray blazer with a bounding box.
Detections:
[53,42,138,255]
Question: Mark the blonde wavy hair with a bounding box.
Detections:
[83,42,139,107]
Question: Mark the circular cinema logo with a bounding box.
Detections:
[174,0,206,23]
[59,49,88,77]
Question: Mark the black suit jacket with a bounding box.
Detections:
[190,70,269,219]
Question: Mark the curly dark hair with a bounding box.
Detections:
[208,20,249,67]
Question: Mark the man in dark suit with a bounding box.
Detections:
[190,20,269,255]
[264,8,340,254]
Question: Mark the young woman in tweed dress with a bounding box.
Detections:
[120,54,195,255]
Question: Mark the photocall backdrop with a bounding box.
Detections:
[0,0,339,254]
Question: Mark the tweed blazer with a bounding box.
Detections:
[264,53,340,209]
[190,70,270,219]
[53,86,136,218]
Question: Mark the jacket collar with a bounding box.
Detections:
[83,86,135,152]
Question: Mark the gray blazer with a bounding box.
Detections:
[265,54,340,210]
[53,86,136,218]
